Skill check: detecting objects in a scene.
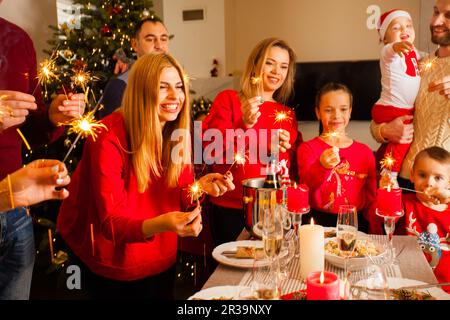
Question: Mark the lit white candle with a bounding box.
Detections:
[299,219,324,280]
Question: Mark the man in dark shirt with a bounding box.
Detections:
[99,18,169,118]
[0,15,85,299]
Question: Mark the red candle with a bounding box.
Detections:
[376,186,402,217]
[306,271,340,300]
[287,183,310,213]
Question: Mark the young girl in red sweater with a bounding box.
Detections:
[57,53,234,299]
[396,147,450,292]
[202,38,300,245]
[296,83,379,233]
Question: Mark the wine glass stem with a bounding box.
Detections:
[384,217,396,262]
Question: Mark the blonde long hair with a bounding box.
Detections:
[240,38,296,105]
[122,53,191,192]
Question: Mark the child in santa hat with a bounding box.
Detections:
[372,9,421,188]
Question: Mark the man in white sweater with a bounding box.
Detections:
[371,0,450,189]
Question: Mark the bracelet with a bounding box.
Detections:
[377,123,389,143]
[7,174,14,209]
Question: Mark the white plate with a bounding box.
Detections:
[324,236,386,270]
[356,277,450,300]
[212,240,270,269]
[188,286,250,300]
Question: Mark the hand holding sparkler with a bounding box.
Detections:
[144,206,203,238]
[241,96,263,128]
[428,75,450,100]
[0,90,37,132]
[424,187,450,205]
[198,173,235,198]
[0,159,69,212]
[48,92,86,126]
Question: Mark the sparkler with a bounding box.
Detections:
[61,100,107,163]
[48,229,54,264]
[423,56,438,71]
[225,152,247,173]
[250,76,261,85]
[380,152,396,171]
[273,110,293,128]
[188,181,204,207]
[32,53,59,98]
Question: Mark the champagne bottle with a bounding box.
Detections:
[263,160,281,189]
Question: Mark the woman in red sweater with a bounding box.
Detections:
[202,38,300,246]
[57,53,234,299]
[296,83,379,233]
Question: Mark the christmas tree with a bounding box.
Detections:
[43,0,159,105]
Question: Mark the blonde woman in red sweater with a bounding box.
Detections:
[57,53,234,299]
[202,38,300,246]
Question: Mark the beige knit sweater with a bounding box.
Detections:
[400,55,450,179]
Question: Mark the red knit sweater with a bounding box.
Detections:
[202,90,300,209]
[397,194,450,292]
[57,112,194,281]
[0,18,63,180]
[297,137,378,227]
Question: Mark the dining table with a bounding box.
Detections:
[200,229,440,299]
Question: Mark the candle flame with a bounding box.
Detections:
[311,218,315,226]
[320,271,325,284]
[293,182,297,189]
[387,184,391,192]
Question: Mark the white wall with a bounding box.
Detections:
[420,0,438,53]
[225,0,422,75]
[0,0,57,62]
[162,0,226,78]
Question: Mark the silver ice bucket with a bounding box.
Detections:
[242,177,284,237]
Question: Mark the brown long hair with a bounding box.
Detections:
[315,82,353,134]
[240,37,296,105]
[122,53,191,192]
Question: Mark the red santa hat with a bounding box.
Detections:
[378,9,412,42]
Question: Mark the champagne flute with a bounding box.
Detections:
[375,209,404,265]
[262,205,283,296]
[336,205,358,278]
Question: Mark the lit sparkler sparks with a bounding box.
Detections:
[72,69,98,94]
[250,76,261,85]
[380,152,396,171]
[273,110,293,126]
[32,54,59,97]
[321,131,343,140]
[61,100,106,163]
[188,181,204,206]
[226,152,247,173]
[423,56,438,71]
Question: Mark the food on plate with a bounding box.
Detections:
[192,296,233,300]
[235,246,266,259]
[324,238,381,258]
[391,289,436,300]
[324,229,337,238]
[281,290,307,300]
